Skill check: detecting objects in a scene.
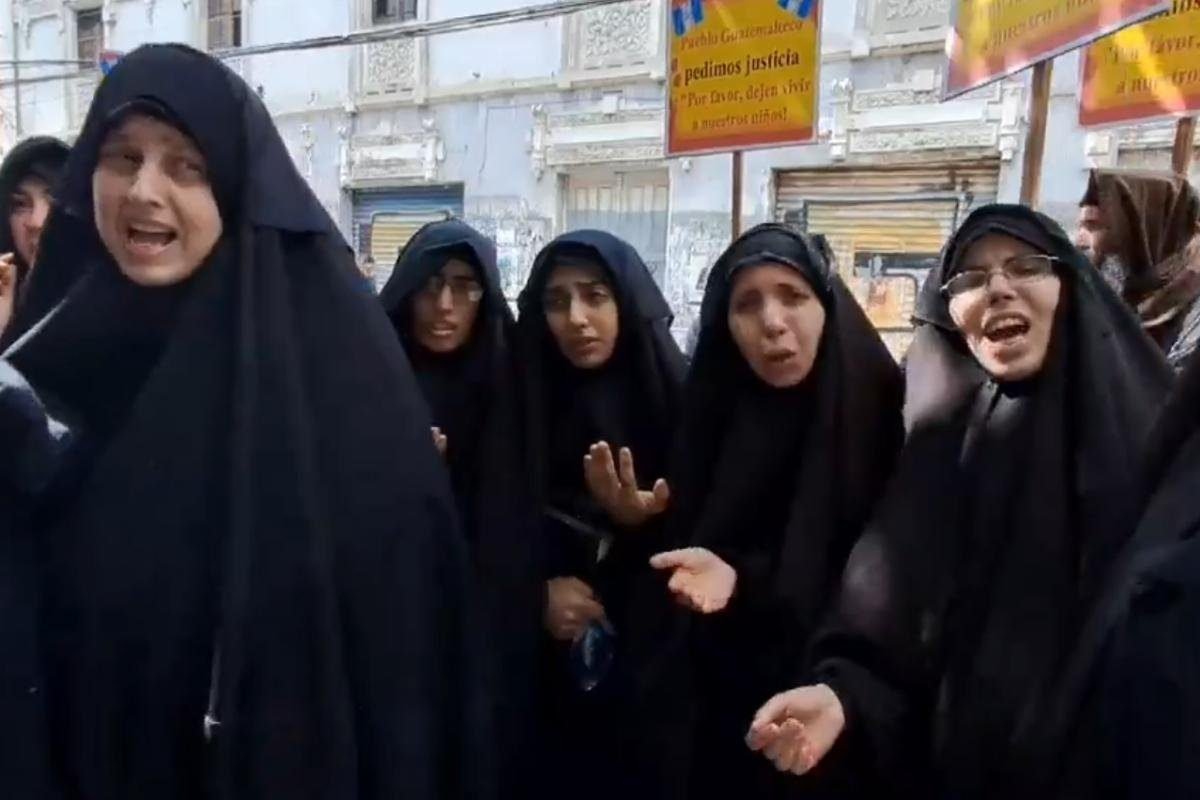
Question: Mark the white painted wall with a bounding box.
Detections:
[0,0,1183,300]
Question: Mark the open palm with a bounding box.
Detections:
[746,684,846,776]
[649,547,736,614]
[583,441,670,527]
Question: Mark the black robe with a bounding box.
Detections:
[516,229,686,799]
[380,219,543,800]
[1045,287,1200,800]
[660,224,903,800]
[3,44,489,800]
[809,205,1172,800]
[0,136,70,345]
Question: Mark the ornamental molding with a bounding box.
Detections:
[870,0,950,35]
[850,123,998,154]
[346,119,444,185]
[851,87,938,111]
[549,139,663,166]
[565,0,659,72]
[829,75,1021,161]
[360,38,418,97]
[527,104,665,177]
[552,108,661,128]
[1117,122,1199,151]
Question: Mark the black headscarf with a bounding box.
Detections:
[516,230,685,800]
[810,205,1171,799]
[5,44,487,800]
[517,230,686,577]
[658,224,902,799]
[0,137,69,329]
[380,218,543,799]
[1039,237,1200,799]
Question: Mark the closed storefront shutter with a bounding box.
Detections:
[564,169,670,286]
[774,161,1000,358]
[352,185,464,288]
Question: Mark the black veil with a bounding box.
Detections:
[6,44,488,800]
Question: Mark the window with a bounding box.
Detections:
[76,9,103,68]
[373,0,418,24]
[208,0,242,49]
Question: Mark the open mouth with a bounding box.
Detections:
[125,224,177,257]
[984,315,1030,344]
[765,350,796,364]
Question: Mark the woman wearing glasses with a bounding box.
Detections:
[746,205,1171,799]
[380,219,544,800]
[517,230,686,799]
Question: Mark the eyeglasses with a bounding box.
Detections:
[940,254,1060,300]
[420,273,484,304]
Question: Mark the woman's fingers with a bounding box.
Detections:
[572,595,606,623]
[596,442,620,488]
[617,446,637,488]
[751,689,807,731]
[650,478,671,510]
[749,685,845,774]
[745,722,779,752]
[649,547,707,572]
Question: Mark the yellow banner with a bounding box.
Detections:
[945,0,1170,98]
[666,0,820,156]
[1080,0,1200,126]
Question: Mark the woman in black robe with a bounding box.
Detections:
[1042,290,1200,800]
[0,44,487,800]
[516,230,686,798]
[0,136,70,339]
[647,223,903,799]
[379,219,543,799]
[748,205,1172,799]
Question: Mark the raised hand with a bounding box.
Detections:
[583,441,670,527]
[745,684,846,776]
[544,576,608,642]
[0,253,17,336]
[431,426,447,458]
[649,547,737,614]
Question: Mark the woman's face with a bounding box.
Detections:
[411,257,483,354]
[92,113,222,287]
[542,261,619,370]
[946,233,1063,383]
[9,175,53,269]
[727,263,826,388]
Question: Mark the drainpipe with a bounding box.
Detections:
[11,1,21,136]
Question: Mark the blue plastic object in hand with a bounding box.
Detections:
[569,620,616,692]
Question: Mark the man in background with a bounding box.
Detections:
[1075,169,1200,370]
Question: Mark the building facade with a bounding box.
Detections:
[1,0,1196,349]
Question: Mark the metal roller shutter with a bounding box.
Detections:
[352,185,464,288]
[774,161,1000,358]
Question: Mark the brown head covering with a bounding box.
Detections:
[1082,169,1200,337]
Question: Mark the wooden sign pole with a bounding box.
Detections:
[731,150,744,240]
[1173,116,1196,176]
[1020,60,1053,207]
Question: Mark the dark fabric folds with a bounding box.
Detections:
[380,218,543,799]
[810,204,1171,800]
[4,44,488,800]
[516,229,686,799]
[659,223,903,799]
[1046,268,1200,799]
[0,136,70,345]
